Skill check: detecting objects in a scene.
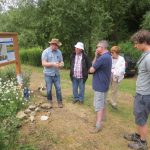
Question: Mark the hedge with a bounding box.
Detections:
[20,42,142,67]
[20,47,42,66]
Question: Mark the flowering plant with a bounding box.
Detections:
[0,66,31,149]
[0,78,25,117]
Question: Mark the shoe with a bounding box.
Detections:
[48,101,53,108]
[90,126,102,134]
[124,133,140,142]
[111,104,117,109]
[58,102,63,108]
[128,140,148,150]
[79,101,84,104]
[72,100,78,104]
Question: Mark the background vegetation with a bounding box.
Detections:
[0,66,34,150]
[0,0,150,65]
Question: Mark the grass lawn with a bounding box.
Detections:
[19,65,150,150]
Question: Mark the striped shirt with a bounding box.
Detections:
[73,54,83,78]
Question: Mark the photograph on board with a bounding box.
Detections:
[0,38,15,63]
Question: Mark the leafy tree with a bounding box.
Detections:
[141,11,150,30]
[101,0,133,42]
[0,0,150,63]
[125,0,150,33]
[83,0,113,55]
[0,0,38,47]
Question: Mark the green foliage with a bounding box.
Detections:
[0,80,23,117]
[0,66,16,81]
[125,0,150,33]
[22,70,31,87]
[0,66,32,150]
[0,66,28,116]
[141,11,150,30]
[20,47,42,66]
[20,50,28,64]
[19,29,38,48]
[0,0,150,62]
[17,144,37,150]
[0,116,21,150]
[0,78,23,149]
[102,0,132,41]
[0,65,32,88]
[0,1,38,48]
[63,60,70,69]
[118,41,141,61]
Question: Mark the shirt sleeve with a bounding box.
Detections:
[93,57,103,70]
[117,57,126,75]
[120,57,126,74]
[41,50,47,61]
[145,55,150,72]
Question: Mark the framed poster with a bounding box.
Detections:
[0,32,22,84]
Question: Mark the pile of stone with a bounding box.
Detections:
[16,102,52,123]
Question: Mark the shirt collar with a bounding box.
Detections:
[49,47,58,52]
[76,53,82,56]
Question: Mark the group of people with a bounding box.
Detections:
[41,29,150,150]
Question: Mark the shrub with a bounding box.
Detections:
[20,47,42,66]
[118,41,141,61]
[0,116,21,150]
[20,47,71,69]
[0,66,16,81]
[0,65,31,88]
[63,59,70,69]
[20,49,28,64]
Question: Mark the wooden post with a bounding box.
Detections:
[13,34,21,75]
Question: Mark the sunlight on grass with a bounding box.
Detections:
[119,77,136,95]
[22,64,43,73]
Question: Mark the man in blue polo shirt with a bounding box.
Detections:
[41,38,64,108]
[89,40,112,133]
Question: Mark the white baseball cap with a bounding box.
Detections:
[74,42,84,50]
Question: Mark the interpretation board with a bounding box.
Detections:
[0,32,22,84]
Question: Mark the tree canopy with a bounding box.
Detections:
[0,0,150,57]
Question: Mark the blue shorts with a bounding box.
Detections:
[134,93,150,126]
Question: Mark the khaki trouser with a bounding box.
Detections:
[110,80,119,106]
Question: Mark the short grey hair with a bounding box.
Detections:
[98,40,109,49]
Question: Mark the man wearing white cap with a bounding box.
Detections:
[70,42,91,104]
[41,38,64,108]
